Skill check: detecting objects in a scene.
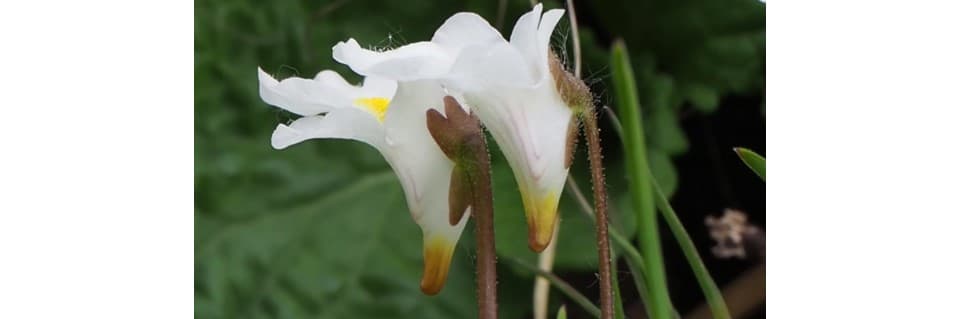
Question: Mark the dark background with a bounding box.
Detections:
[195,0,765,318]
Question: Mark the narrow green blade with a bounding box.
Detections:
[734,147,766,181]
[610,39,673,319]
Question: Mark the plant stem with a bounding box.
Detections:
[611,40,672,319]
[534,222,560,319]
[581,109,615,319]
[509,258,602,318]
[470,129,497,319]
[611,260,627,319]
[427,98,500,319]
[563,2,613,315]
[565,0,582,78]
[565,176,661,318]
[560,0,612,315]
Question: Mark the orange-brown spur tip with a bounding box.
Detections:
[521,190,560,253]
[528,233,550,253]
[419,238,455,295]
[526,217,557,253]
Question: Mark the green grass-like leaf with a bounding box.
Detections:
[607,45,732,318]
[734,147,766,181]
[651,178,732,319]
[610,39,673,319]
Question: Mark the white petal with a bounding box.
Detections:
[258,67,355,116]
[509,4,543,79]
[376,80,468,294]
[405,155,467,295]
[406,142,467,287]
[270,107,385,150]
[332,38,453,81]
[431,12,505,51]
[383,80,446,145]
[461,81,572,251]
[381,80,458,229]
[360,75,398,100]
[447,42,537,91]
[312,69,357,93]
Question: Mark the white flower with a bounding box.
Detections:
[332,4,586,252]
[258,68,471,295]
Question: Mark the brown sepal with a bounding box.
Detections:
[425,96,486,225]
[565,114,581,169]
[448,165,472,225]
[426,96,483,160]
[549,51,593,112]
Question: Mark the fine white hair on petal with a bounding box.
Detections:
[270,107,386,150]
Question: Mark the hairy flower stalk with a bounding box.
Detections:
[550,51,614,319]
[426,96,497,319]
[582,109,614,319]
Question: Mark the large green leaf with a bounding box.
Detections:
[196,172,478,318]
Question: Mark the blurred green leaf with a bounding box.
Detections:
[684,82,720,113]
[734,147,766,181]
[589,0,765,95]
[585,0,765,200]
[647,148,678,196]
[196,172,480,318]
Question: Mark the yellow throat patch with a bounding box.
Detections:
[355,97,390,123]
